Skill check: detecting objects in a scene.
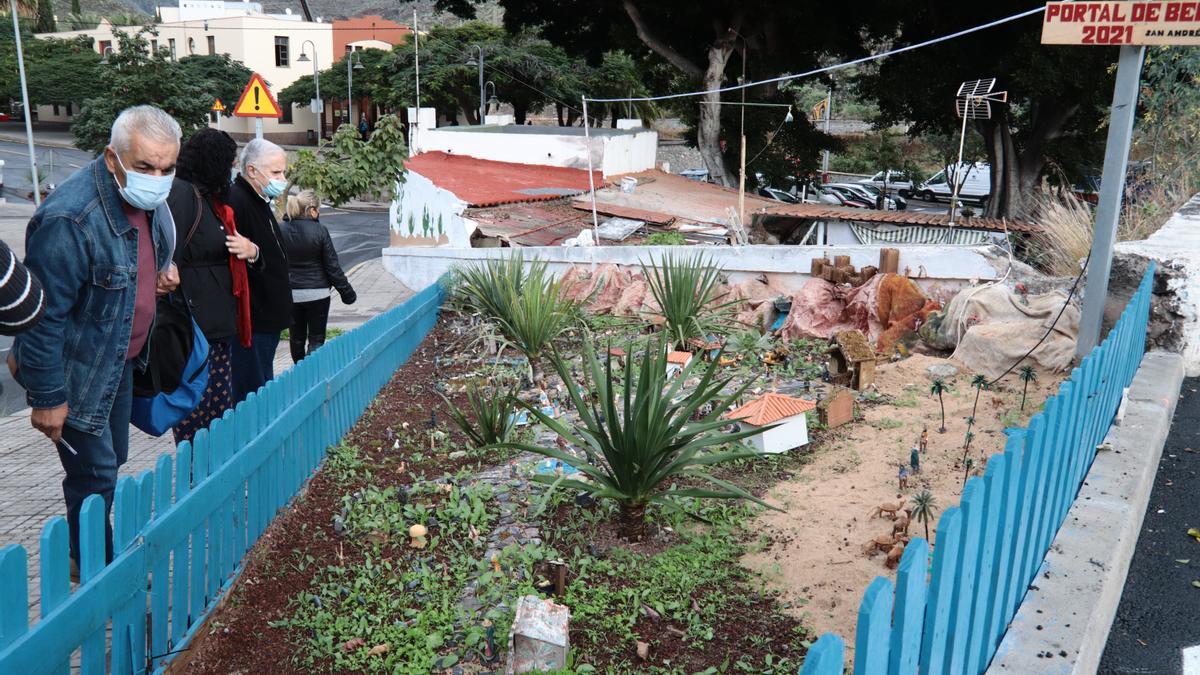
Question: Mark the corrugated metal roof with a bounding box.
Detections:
[573,170,774,226]
[406,151,601,208]
[728,392,817,426]
[757,203,1040,234]
[467,202,589,246]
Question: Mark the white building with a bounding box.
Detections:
[727,392,816,454]
[35,2,332,144]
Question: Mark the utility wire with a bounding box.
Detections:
[584,5,1048,103]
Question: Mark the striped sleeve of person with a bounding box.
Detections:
[0,239,44,335]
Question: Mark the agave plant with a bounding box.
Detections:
[642,252,738,350]
[442,382,518,449]
[455,254,581,381]
[500,336,779,541]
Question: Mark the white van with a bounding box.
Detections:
[916,162,991,206]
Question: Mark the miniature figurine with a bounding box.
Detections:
[919,427,929,454]
[910,446,921,475]
[898,464,909,490]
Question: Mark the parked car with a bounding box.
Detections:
[820,185,873,208]
[859,170,916,197]
[826,183,904,210]
[757,185,800,203]
[916,162,991,206]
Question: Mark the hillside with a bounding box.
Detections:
[62,0,501,25]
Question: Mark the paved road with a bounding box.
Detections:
[0,139,93,201]
[1099,377,1200,675]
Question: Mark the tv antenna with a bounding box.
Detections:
[949,78,1007,224]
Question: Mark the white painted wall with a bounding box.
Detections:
[389,170,472,247]
[743,415,809,454]
[410,126,656,178]
[383,242,1006,297]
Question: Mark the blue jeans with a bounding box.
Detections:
[57,361,132,565]
[231,332,280,404]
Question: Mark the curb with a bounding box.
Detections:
[0,133,78,150]
[987,351,1185,674]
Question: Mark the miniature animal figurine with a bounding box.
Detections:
[862,533,898,556]
[886,540,907,569]
[870,501,904,519]
[892,513,911,537]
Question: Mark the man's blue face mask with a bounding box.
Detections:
[113,151,173,210]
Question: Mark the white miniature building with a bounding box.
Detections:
[727,392,816,454]
[665,351,694,378]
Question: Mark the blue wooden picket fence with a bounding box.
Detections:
[799,264,1157,675]
[0,280,444,674]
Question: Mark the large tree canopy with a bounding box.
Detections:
[856,3,1118,218]
[445,0,862,186]
[176,53,254,117]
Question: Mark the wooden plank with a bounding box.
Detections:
[79,495,106,675]
[947,477,985,674]
[801,633,845,674]
[38,520,70,673]
[110,479,136,675]
[1018,415,1051,590]
[920,507,963,673]
[172,445,192,647]
[854,577,894,674]
[888,538,928,675]
[151,455,173,670]
[967,454,1007,673]
[0,546,28,651]
[985,434,1024,654]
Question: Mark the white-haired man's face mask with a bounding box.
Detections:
[102,131,178,210]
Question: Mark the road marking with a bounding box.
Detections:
[1184,644,1200,675]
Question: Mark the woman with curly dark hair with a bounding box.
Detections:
[165,128,260,444]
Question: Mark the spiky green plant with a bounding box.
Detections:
[1018,365,1038,411]
[442,383,518,449]
[499,336,779,541]
[930,378,949,433]
[642,252,738,350]
[455,254,580,381]
[910,490,938,542]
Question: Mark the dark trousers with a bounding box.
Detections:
[58,361,132,565]
[289,297,331,363]
[231,331,280,404]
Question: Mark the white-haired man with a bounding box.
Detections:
[12,105,180,572]
[227,138,293,403]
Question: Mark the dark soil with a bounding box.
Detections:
[171,316,812,674]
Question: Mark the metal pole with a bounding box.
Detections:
[738,47,746,233]
[478,48,485,125]
[312,48,321,141]
[347,56,352,125]
[1077,45,1146,357]
[255,117,263,140]
[948,106,970,225]
[820,86,831,183]
[412,10,419,155]
[11,1,39,206]
[582,96,598,231]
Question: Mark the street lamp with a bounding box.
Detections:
[465,45,484,125]
[484,81,498,116]
[347,50,363,125]
[297,40,321,142]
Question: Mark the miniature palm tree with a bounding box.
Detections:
[930,378,948,433]
[1018,365,1038,411]
[960,430,975,466]
[962,457,975,487]
[501,336,778,541]
[969,374,989,422]
[910,490,938,542]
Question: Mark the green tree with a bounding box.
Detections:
[70,0,81,15]
[177,54,254,118]
[455,0,863,187]
[287,114,408,207]
[930,377,948,433]
[856,2,1118,218]
[1018,365,1037,412]
[279,46,392,128]
[22,36,100,106]
[33,0,53,33]
[909,489,938,542]
[71,27,211,154]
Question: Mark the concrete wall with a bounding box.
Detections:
[388,170,472,247]
[382,243,1006,300]
[1113,192,1200,375]
[745,416,809,454]
[410,126,656,178]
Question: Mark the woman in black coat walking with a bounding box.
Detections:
[281,190,356,363]
[165,129,260,443]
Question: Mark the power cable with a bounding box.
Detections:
[583,5,1048,104]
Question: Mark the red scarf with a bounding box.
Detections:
[211,197,253,348]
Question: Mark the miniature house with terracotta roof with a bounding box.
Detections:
[727,392,816,454]
[827,329,877,390]
[665,350,694,378]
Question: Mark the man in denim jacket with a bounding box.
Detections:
[12,106,181,572]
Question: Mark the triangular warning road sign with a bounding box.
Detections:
[232,73,282,118]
